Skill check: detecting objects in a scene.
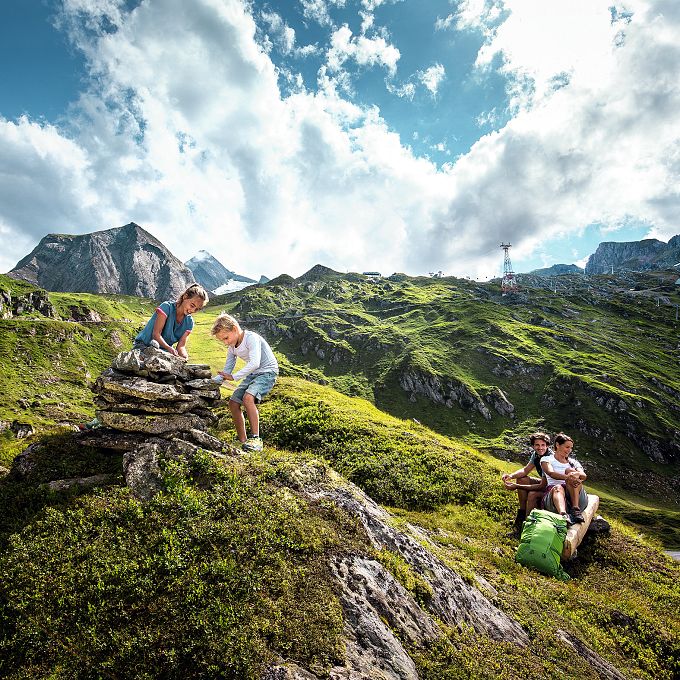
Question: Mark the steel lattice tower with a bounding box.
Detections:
[499,243,518,294]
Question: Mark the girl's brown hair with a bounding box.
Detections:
[553,432,573,447]
[178,283,209,307]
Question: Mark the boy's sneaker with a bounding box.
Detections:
[242,436,263,452]
[570,507,585,523]
[561,512,574,527]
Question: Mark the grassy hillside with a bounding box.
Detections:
[0,275,155,466]
[207,269,680,507]
[0,376,678,679]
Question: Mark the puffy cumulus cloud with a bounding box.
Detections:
[416,0,680,275]
[326,24,400,76]
[260,9,320,57]
[1,0,679,280]
[0,0,437,277]
[418,63,446,97]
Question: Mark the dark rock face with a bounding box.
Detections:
[0,288,58,319]
[8,222,195,300]
[585,236,680,274]
[185,250,255,292]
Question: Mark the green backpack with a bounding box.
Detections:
[515,509,570,581]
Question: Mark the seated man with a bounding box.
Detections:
[502,432,551,536]
[540,432,588,526]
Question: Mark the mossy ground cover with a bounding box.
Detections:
[0,443,361,679]
[253,377,679,679]
[0,357,678,677]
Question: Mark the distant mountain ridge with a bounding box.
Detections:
[7,222,194,300]
[585,235,680,274]
[185,250,255,293]
[527,264,584,277]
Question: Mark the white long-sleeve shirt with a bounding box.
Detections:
[223,330,279,381]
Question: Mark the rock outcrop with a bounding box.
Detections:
[0,287,57,319]
[77,345,236,499]
[585,236,680,274]
[266,464,623,679]
[185,250,255,293]
[399,367,493,420]
[8,222,195,300]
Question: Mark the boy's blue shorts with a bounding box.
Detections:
[230,372,277,404]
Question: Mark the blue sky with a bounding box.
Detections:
[0,0,677,280]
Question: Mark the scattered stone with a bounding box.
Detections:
[123,441,167,501]
[0,466,9,477]
[11,421,34,439]
[588,515,611,534]
[47,474,115,492]
[97,411,207,435]
[9,443,43,477]
[556,629,626,680]
[75,429,153,452]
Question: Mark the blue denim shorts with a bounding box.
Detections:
[230,371,277,404]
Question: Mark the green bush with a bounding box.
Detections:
[0,457,349,679]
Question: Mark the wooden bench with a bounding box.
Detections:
[562,494,599,560]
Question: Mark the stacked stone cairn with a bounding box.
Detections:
[77,345,239,499]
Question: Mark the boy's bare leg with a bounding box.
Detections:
[526,490,543,513]
[242,393,260,438]
[229,400,247,443]
[514,476,534,513]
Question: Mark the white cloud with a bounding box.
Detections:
[435,14,455,31]
[418,63,446,97]
[326,24,400,76]
[300,0,346,27]
[1,0,679,283]
[260,9,319,58]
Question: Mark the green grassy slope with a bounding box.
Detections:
[0,376,678,679]
[208,270,680,506]
[0,276,155,466]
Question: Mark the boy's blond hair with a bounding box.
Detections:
[211,312,241,336]
[178,283,209,307]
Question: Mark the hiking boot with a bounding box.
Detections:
[570,507,585,523]
[242,436,263,452]
[561,512,574,527]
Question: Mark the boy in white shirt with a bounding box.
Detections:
[211,313,279,451]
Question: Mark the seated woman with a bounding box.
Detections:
[540,432,588,525]
[502,432,551,535]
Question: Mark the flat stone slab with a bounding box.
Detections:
[97,411,206,434]
[75,429,160,451]
[94,396,200,414]
[95,376,193,402]
[48,474,116,492]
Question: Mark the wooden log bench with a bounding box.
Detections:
[562,494,599,560]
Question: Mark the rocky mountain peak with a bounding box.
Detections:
[297,264,342,281]
[7,222,195,300]
[185,250,255,293]
[585,236,680,274]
